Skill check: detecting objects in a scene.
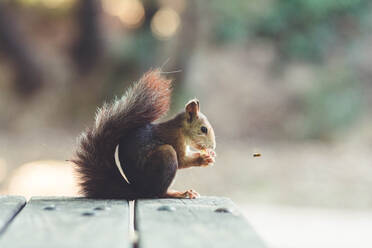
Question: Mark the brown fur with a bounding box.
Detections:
[72,69,215,199]
[152,113,187,163]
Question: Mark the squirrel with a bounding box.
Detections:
[72,69,216,199]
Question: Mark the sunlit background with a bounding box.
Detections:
[1,0,372,247]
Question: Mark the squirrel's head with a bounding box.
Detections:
[183,99,216,151]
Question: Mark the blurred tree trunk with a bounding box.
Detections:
[0,3,43,98]
[162,0,199,111]
[106,0,160,94]
[170,0,199,95]
[137,0,160,71]
[72,0,104,75]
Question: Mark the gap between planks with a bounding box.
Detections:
[129,200,139,248]
[0,199,26,236]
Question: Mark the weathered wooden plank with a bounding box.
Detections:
[0,196,26,235]
[136,196,266,248]
[0,197,130,248]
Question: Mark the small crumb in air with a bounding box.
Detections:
[253,153,261,157]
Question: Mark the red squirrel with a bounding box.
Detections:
[72,69,216,199]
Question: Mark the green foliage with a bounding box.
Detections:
[303,70,363,139]
[258,0,371,60]
[210,0,372,61]
[209,0,250,42]
[209,0,270,43]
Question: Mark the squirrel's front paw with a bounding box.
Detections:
[196,153,215,167]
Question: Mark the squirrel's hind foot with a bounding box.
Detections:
[162,189,200,199]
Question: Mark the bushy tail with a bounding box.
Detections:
[72,69,172,198]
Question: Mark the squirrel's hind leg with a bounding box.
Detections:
[135,145,200,199]
[138,145,178,197]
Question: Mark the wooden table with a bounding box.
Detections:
[0,195,266,248]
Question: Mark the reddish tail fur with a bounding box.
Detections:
[72,69,172,198]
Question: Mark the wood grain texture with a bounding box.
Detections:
[136,196,266,248]
[0,197,130,248]
[0,196,26,235]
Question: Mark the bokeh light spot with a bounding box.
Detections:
[103,0,145,28]
[7,160,79,200]
[151,7,180,40]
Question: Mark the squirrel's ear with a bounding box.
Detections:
[185,99,200,122]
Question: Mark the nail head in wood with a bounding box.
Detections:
[81,211,95,216]
[214,207,233,213]
[157,205,176,212]
[93,206,109,211]
[43,205,56,211]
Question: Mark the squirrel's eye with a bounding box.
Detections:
[201,126,208,134]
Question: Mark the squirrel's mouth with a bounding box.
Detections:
[195,144,205,150]
[189,139,215,151]
[188,143,204,151]
[194,143,214,151]
[192,143,206,150]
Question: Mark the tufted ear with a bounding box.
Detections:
[185,99,200,122]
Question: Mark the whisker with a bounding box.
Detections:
[160,57,170,70]
[160,69,183,74]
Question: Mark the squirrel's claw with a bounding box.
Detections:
[208,149,216,158]
[183,189,200,199]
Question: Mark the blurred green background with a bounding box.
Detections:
[1,0,372,246]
